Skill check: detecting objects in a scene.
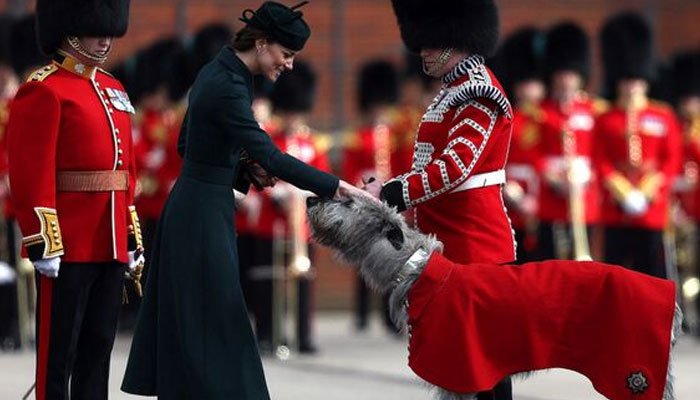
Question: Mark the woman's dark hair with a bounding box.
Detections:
[231,26,276,51]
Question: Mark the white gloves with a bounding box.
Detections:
[34,257,61,278]
[128,249,145,272]
[622,190,649,216]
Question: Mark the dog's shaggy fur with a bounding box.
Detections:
[306,195,682,400]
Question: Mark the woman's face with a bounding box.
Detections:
[256,39,296,81]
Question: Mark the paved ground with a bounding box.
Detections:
[1,312,699,399]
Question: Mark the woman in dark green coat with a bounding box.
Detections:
[121,2,369,398]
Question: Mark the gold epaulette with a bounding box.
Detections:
[27,64,58,82]
[592,97,611,116]
[97,67,114,78]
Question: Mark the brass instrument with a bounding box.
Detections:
[561,98,592,261]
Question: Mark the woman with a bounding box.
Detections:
[121,2,369,398]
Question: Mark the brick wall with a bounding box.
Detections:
[4,0,700,309]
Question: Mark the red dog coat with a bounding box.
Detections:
[407,252,676,400]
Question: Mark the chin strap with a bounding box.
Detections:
[423,48,454,76]
[66,36,110,64]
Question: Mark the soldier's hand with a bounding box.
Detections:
[622,190,649,216]
[128,247,145,272]
[33,257,61,278]
[361,176,382,199]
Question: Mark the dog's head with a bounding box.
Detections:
[307,195,440,292]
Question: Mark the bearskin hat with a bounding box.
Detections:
[391,0,500,56]
[10,14,47,76]
[543,22,590,83]
[357,60,399,113]
[191,23,233,75]
[270,60,317,112]
[600,12,655,86]
[138,37,184,100]
[36,0,131,55]
[494,27,545,95]
[669,51,700,105]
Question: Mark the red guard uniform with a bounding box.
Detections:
[382,55,516,264]
[9,55,141,264]
[8,52,141,399]
[595,102,682,231]
[536,97,601,225]
[390,105,423,176]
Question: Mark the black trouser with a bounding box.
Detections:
[537,222,593,261]
[477,377,513,400]
[604,227,666,278]
[239,237,316,351]
[513,228,533,264]
[355,276,396,333]
[0,218,20,349]
[35,262,125,400]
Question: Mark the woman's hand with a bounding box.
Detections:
[335,179,382,204]
[361,176,382,199]
[247,163,278,189]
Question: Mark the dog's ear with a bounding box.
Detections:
[386,223,404,250]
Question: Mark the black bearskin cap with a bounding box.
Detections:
[357,60,399,112]
[10,15,47,76]
[601,12,655,85]
[36,0,130,55]
[270,60,317,112]
[139,38,184,101]
[494,27,545,95]
[669,51,700,105]
[391,0,499,56]
[544,22,590,83]
[192,23,233,75]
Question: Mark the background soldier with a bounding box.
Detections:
[7,1,144,398]
[492,27,546,263]
[342,60,399,333]
[668,50,700,336]
[595,12,682,279]
[249,61,329,353]
[536,22,602,261]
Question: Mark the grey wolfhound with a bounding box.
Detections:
[306,195,682,400]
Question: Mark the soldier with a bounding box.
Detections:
[595,12,682,279]
[369,0,516,398]
[535,23,602,261]
[250,60,328,353]
[668,50,700,336]
[342,60,399,332]
[492,27,546,263]
[7,1,143,398]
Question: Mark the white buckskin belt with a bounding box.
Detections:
[452,169,506,193]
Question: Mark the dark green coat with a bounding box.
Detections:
[121,47,338,399]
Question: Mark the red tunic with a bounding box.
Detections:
[341,123,393,186]
[8,54,139,263]
[536,97,601,223]
[134,107,183,220]
[594,102,682,229]
[0,97,14,218]
[505,106,541,229]
[408,252,676,400]
[386,55,516,264]
[390,104,423,177]
[256,127,330,239]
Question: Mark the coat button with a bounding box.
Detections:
[118,149,123,155]
[117,160,123,166]
[117,138,122,144]
[109,108,114,114]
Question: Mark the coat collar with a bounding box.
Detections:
[53,49,98,80]
[216,46,254,100]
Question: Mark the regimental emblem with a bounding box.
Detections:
[74,63,85,74]
[627,371,649,394]
[640,116,667,137]
[105,88,136,114]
